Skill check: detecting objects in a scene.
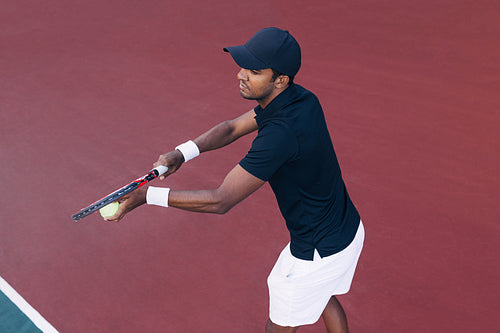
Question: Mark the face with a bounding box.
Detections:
[237,68,277,104]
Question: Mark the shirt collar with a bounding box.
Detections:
[254,84,296,123]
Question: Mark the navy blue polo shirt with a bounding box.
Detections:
[239,84,360,260]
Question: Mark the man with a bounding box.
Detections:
[108,27,364,333]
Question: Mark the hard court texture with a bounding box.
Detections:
[1,1,498,332]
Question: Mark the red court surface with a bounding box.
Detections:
[1,1,499,332]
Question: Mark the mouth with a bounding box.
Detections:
[239,82,248,90]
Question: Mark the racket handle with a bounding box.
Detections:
[153,165,169,177]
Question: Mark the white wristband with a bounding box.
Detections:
[146,186,171,207]
[175,140,200,162]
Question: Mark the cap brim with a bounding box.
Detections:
[223,45,268,70]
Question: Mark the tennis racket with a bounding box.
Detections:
[71,165,169,222]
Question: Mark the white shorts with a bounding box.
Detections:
[267,221,365,327]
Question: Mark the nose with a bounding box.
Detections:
[237,68,248,81]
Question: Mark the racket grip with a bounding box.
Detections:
[153,165,169,177]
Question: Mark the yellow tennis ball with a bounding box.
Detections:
[99,202,120,218]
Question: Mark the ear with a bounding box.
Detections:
[274,75,290,88]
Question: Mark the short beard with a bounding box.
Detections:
[240,87,273,102]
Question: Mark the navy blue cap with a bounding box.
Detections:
[224,27,301,77]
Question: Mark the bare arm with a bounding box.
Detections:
[193,109,258,153]
[154,109,257,178]
[103,110,260,222]
[106,164,265,221]
[167,164,264,214]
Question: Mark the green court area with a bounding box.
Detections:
[0,277,57,333]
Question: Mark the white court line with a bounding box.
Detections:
[0,276,59,333]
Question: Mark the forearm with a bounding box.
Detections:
[147,165,265,215]
[193,120,239,153]
[105,185,231,223]
[154,110,257,175]
[193,110,257,153]
[167,189,231,214]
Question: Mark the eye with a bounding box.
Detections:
[250,70,260,75]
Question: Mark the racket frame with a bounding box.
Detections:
[71,166,168,222]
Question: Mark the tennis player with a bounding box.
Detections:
[109,27,364,333]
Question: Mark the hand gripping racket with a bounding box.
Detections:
[71,165,169,222]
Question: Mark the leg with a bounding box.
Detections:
[265,319,299,333]
[321,296,349,333]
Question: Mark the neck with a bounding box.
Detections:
[258,84,289,109]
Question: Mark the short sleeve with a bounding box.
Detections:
[239,123,297,181]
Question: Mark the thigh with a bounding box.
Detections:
[267,222,365,327]
[267,244,333,327]
[265,319,298,333]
